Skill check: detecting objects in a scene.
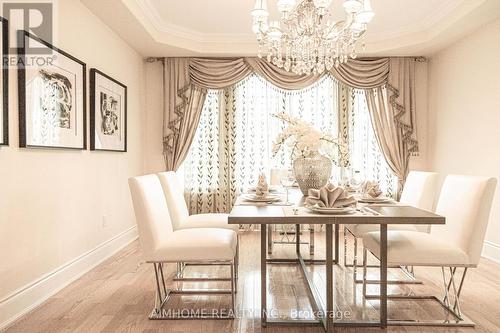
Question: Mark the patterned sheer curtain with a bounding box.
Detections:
[183,74,397,214]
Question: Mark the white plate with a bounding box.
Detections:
[307,206,356,215]
[244,195,280,202]
[358,197,393,203]
[248,186,281,193]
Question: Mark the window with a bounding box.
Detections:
[184,74,397,214]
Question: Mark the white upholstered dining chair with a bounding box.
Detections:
[157,171,239,232]
[344,171,439,281]
[361,175,497,326]
[129,174,238,319]
[157,171,239,277]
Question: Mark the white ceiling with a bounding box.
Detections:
[82,0,500,57]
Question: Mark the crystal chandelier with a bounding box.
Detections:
[251,0,374,75]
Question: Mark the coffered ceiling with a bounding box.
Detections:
[82,0,500,56]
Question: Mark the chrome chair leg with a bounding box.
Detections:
[343,226,348,266]
[353,236,358,284]
[309,225,315,255]
[231,261,235,313]
[362,248,368,297]
[235,236,239,280]
[449,267,462,317]
[362,250,473,326]
[441,267,452,308]
[150,259,236,320]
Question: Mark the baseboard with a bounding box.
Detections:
[482,240,500,264]
[0,225,138,331]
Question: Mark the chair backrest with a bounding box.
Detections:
[157,171,189,230]
[400,171,439,232]
[431,175,497,266]
[129,175,174,260]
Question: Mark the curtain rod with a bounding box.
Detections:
[146,56,427,63]
[145,57,164,63]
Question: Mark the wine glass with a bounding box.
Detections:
[280,171,295,205]
[350,170,364,194]
[340,167,351,188]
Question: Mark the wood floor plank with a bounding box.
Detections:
[3,231,500,333]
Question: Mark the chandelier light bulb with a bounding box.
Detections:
[343,0,362,13]
[252,22,261,34]
[313,0,333,10]
[251,0,269,19]
[356,0,374,24]
[351,21,365,33]
[277,0,296,13]
[268,21,282,41]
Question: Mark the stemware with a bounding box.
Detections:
[280,170,295,205]
[350,170,364,193]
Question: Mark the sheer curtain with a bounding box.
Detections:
[183,74,397,214]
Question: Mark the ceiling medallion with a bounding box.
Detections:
[251,0,374,75]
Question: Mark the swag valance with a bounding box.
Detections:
[188,57,389,90]
[161,56,419,193]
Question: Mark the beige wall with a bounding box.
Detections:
[144,61,165,173]
[0,0,145,303]
[410,61,430,171]
[428,18,500,259]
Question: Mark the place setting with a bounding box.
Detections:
[239,172,291,206]
[357,180,395,204]
[303,183,357,215]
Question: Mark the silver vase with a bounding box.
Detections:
[293,154,333,195]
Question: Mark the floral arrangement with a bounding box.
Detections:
[272,112,348,164]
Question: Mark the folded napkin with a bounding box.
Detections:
[305,183,357,208]
[255,173,269,197]
[362,180,383,198]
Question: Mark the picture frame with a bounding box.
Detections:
[90,68,127,152]
[0,16,8,146]
[18,30,86,149]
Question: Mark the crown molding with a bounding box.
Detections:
[105,0,499,56]
[134,0,482,45]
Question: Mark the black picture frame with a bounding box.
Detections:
[0,16,8,146]
[90,68,127,152]
[18,30,86,150]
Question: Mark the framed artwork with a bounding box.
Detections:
[18,30,86,149]
[90,68,127,152]
[0,17,8,146]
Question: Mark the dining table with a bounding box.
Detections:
[228,188,446,331]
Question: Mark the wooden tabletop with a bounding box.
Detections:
[228,189,445,225]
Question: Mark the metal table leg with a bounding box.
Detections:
[334,224,339,264]
[261,224,267,327]
[380,224,388,328]
[326,224,333,332]
[310,225,315,255]
[296,224,300,254]
[268,224,273,254]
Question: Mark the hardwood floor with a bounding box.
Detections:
[4,230,500,333]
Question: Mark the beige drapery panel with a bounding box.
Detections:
[162,57,418,190]
[365,58,417,195]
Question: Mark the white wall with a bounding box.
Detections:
[0,0,146,327]
[428,18,500,261]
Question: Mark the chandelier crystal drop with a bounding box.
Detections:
[251,0,374,75]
